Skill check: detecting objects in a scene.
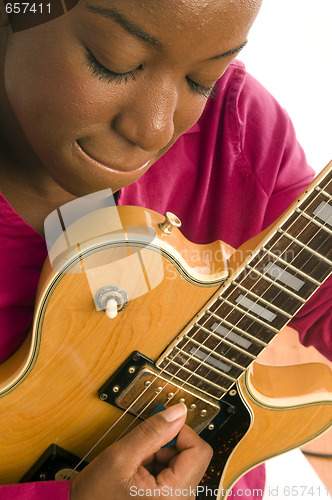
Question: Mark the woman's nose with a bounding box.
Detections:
[113,81,177,152]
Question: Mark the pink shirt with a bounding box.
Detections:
[0,60,330,499]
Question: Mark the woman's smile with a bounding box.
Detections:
[74,139,152,175]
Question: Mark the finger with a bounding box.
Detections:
[116,403,187,470]
[156,425,213,488]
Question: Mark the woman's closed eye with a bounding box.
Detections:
[85,48,142,84]
[85,48,216,99]
[186,78,216,99]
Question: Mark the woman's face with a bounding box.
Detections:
[3,0,261,195]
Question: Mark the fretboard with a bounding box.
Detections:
[157,163,332,399]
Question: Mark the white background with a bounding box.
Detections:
[240,0,332,174]
[241,3,331,496]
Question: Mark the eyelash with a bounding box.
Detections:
[85,49,216,99]
[187,79,216,99]
[85,49,140,84]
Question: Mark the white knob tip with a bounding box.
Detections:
[106,299,118,319]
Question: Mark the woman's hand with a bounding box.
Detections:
[70,403,212,499]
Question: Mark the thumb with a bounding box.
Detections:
[119,403,187,464]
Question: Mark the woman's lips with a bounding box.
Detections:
[74,140,151,175]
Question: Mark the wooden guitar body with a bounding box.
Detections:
[203,363,332,498]
[1,162,332,498]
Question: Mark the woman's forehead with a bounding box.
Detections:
[78,0,261,47]
[80,0,261,24]
[7,0,261,36]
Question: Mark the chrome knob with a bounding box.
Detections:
[159,212,182,234]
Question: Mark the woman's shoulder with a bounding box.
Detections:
[203,59,288,127]
[199,60,313,197]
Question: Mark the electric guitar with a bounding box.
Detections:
[0,161,331,499]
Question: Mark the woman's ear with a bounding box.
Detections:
[0,1,9,28]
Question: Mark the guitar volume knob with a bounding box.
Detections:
[105,299,118,319]
[95,286,128,317]
[159,212,182,234]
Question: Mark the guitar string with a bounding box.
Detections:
[184,174,332,395]
[67,173,331,475]
[109,174,332,451]
[150,174,332,405]
[66,172,331,475]
[66,171,331,476]
[144,178,328,408]
[116,171,332,420]
[198,176,332,368]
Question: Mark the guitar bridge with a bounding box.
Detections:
[98,352,220,433]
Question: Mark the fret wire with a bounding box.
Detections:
[197,288,272,365]
[300,183,331,225]
[155,166,331,400]
[186,177,330,383]
[165,298,249,392]
[180,298,253,384]
[159,284,253,394]
[234,282,293,318]
[297,184,331,241]
[245,265,306,303]
[287,178,331,254]
[213,171,331,367]
[314,186,332,199]
[175,173,329,392]
[164,356,229,392]
[156,317,231,396]
[262,248,321,285]
[295,208,332,236]
[220,298,280,333]
[315,168,332,192]
[174,346,238,382]
[184,334,248,370]
[210,184,328,352]
[318,170,332,192]
[206,310,269,346]
[197,322,257,357]
[186,278,265,380]
[112,170,332,432]
[277,228,332,266]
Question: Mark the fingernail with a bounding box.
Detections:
[159,403,187,422]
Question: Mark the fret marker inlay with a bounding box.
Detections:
[263,262,305,291]
[156,163,332,399]
[313,201,332,227]
[210,322,252,349]
[235,294,277,322]
[189,347,232,373]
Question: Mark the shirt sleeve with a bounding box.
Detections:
[236,68,332,361]
[289,278,332,361]
[237,69,315,223]
[0,481,71,499]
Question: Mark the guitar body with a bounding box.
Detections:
[0,204,331,498]
[202,363,332,499]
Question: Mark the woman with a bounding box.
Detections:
[0,0,330,498]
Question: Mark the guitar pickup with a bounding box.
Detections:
[98,352,220,434]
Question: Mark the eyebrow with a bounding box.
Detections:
[211,40,247,60]
[86,4,247,58]
[86,5,161,47]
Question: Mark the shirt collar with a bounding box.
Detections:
[183,121,201,134]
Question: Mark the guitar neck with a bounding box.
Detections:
[157,162,332,399]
